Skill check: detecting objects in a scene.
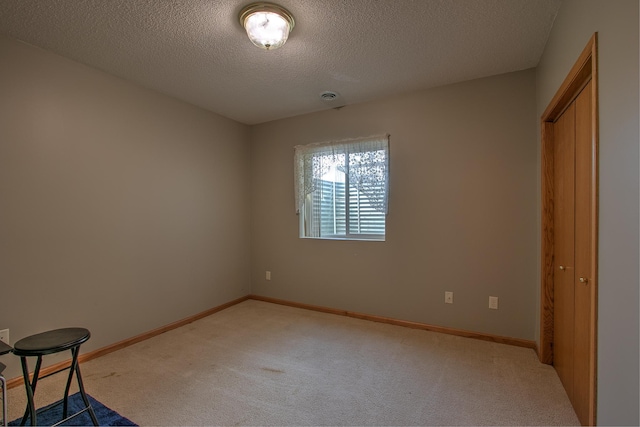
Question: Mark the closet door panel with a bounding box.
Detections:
[573,80,594,426]
[553,102,576,399]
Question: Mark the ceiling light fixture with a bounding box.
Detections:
[239,2,295,50]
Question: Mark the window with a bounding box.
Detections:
[294,134,389,240]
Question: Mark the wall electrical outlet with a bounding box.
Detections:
[0,329,9,345]
[489,296,499,310]
[445,291,454,304]
[265,271,271,281]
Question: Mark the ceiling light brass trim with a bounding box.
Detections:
[238,2,295,31]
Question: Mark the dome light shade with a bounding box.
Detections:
[239,3,295,50]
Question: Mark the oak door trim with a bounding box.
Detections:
[539,33,598,426]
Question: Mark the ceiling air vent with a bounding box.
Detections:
[320,91,339,101]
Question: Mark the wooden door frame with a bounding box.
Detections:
[539,33,598,425]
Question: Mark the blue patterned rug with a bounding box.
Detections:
[9,392,137,426]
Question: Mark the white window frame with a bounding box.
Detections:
[294,134,389,241]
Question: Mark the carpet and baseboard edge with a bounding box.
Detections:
[6,295,250,389]
[249,295,537,350]
[7,293,537,388]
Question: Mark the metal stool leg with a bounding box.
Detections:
[1,372,7,427]
[72,348,98,426]
[19,356,42,427]
[61,347,80,419]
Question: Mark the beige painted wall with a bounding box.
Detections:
[251,69,538,341]
[535,1,640,424]
[2,3,635,422]
[0,36,251,380]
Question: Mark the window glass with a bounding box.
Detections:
[294,135,389,241]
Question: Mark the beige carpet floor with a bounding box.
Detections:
[6,300,579,426]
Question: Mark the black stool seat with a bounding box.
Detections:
[13,328,90,357]
[13,328,98,426]
[0,341,11,357]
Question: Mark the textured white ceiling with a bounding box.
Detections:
[0,0,562,125]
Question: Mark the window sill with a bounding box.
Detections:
[299,235,385,242]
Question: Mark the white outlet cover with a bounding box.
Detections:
[445,291,453,304]
[0,329,9,345]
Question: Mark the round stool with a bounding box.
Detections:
[12,328,98,426]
